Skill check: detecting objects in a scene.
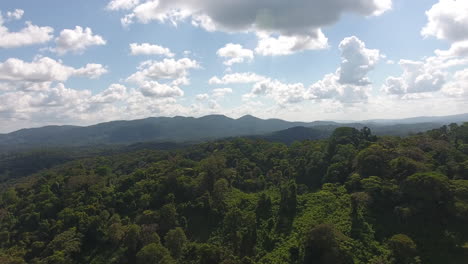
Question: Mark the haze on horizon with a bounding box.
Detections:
[1,0,468,133]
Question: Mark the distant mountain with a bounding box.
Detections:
[0,115,307,150]
[363,113,468,125]
[249,122,447,145]
[251,126,334,144]
[1,113,467,151]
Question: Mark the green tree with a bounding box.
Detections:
[164,227,187,258]
[125,224,141,255]
[302,224,352,264]
[43,228,83,263]
[136,243,175,264]
[277,180,297,232]
[355,144,389,178]
[387,234,419,264]
[159,204,178,235]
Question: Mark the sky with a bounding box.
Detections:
[0,0,468,132]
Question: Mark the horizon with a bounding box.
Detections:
[2,111,468,134]
[1,0,468,132]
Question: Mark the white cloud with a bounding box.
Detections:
[382,59,446,95]
[194,88,233,111]
[209,72,267,85]
[0,57,107,83]
[139,81,184,98]
[121,14,136,27]
[130,1,191,25]
[337,36,381,86]
[0,57,73,82]
[0,13,54,48]
[130,43,174,57]
[309,73,370,103]
[212,88,233,98]
[0,79,197,132]
[6,9,24,21]
[74,64,109,79]
[435,40,468,57]
[128,58,199,83]
[242,36,378,105]
[29,83,91,108]
[91,84,127,104]
[53,26,106,55]
[191,14,216,32]
[442,69,468,97]
[115,0,392,55]
[422,0,468,42]
[127,58,198,99]
[255,31,328,56]
[196,93,209,101]
[304,36,379,103]
[217,43,253,66]
[250,79,311,105]
[0,82,91,124]
[106,0,140,11]
[381,38,468,96]
[384,2,468,97]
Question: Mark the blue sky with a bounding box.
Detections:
[0,0,467,132]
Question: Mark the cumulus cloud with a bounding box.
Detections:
[417,0,468,96]
[91,84,127,104]
[240,36,378,105]
[435,40,468,57]
[74,64,109,79]
[194,88,233,111]
[6,9,24,21]
[250,79,311,105]
[217,43,253,66]
[0,78,197,132]
[0,12,54,48]
[196,93,210,101]
[305,36,379,102]
[0,82,90,124]
[127,58,199,99]
[128,58,199,83]
[422,0,468,42]
[382,36,468,96]
[309,74,370,102]
[53,26,106,55]
[196,88,233,101]
[106,0,140,10]
[130,43,174,57]
[255,31,328,56]
[29,83,91,108]
[0,57,107,83]
[442,69,468,97]
[139,81,184,97]
[382,59,446,95]
[112,0,392,55]
[337,36,381,86]
[209,72,267,85]
[212,88,233,98]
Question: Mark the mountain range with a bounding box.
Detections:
[1,113,467,151]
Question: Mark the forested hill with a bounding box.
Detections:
[1,114,467,150]
[1,123,468,264]
[0,115,308,149]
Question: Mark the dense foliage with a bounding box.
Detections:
[1,123,468,264]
